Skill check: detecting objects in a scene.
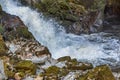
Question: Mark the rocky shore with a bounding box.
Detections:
[0,0,120,80]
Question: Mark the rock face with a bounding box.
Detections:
[102,0,120,34]
[6,38,51,61]
[0,6,51,61]
[0,11,33,40]
[105,0,120,16]
[19,0,104,34]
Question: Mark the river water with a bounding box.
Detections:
[0,0,120,66]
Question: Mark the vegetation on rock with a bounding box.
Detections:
[15,60,36,75]
[79,65,115,80]
[0,35,8,56]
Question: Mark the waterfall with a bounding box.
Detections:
[0,0,120,65]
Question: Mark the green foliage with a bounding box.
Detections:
[15,60,36,75]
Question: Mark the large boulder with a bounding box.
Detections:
[0,10,34,40]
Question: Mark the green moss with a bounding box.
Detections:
[79,65,115,80]
[4,63,15,78]
[0,35,8,55]
[70,58,78,65]
[33,0,86,22]
[0,24,4,34]
[59,68,69,77]
[15,60,36,75]
[57,56,71,62]
[16,27,33,39]
[45,66,60,75]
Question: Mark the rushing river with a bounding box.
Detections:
[0,0,120,66]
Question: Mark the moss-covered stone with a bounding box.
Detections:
[59,68,69,77]
[57,56,71,62]
[67,63,93,71]
[16,27,34,39]
[34,0,86,21]
[0,24,4,34]
[79,65,115,80]
[45,66,60,75]
[15,60,36,75]
[4,62,15,78]
[0,35,8,56]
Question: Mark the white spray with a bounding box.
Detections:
[0,0,120,65]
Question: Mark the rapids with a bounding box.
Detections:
[0,0,120,66]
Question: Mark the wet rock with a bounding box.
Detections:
[0,10,34,40]
[14,72,23,80]
[57,56,71,62]
[0,60,6,79]
[0,35,8,56]
[34,75,43,80]
[67,62,93,71]
[45,66,60,75]
[15,60,36,75]
[19,0,104,35]
[80,65,115,80]
[3,56,15,79]
[5,38,51,63]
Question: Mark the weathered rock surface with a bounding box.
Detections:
[6,38,51,63]
[18,0,104,34]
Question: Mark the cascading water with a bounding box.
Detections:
[0,0,120,65]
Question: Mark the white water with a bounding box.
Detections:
[0,0,120,65]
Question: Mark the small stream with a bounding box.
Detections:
[0,0,120,66]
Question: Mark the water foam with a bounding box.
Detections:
[0,0,120,65]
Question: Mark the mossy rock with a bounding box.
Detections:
[4,63,15,78]
[67,62,93,71]
[70,58,78,65]
[0,35,8,56]
[59,68,69,77]
[15,60,36,75]
[0,24,4,34]
[34,0,86,21]
[16,27,34,39]
[3,26,34,41]
[45,66,60,75]
[57,56,71,62]
[15,72,25,79]
[79,65,115,80]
